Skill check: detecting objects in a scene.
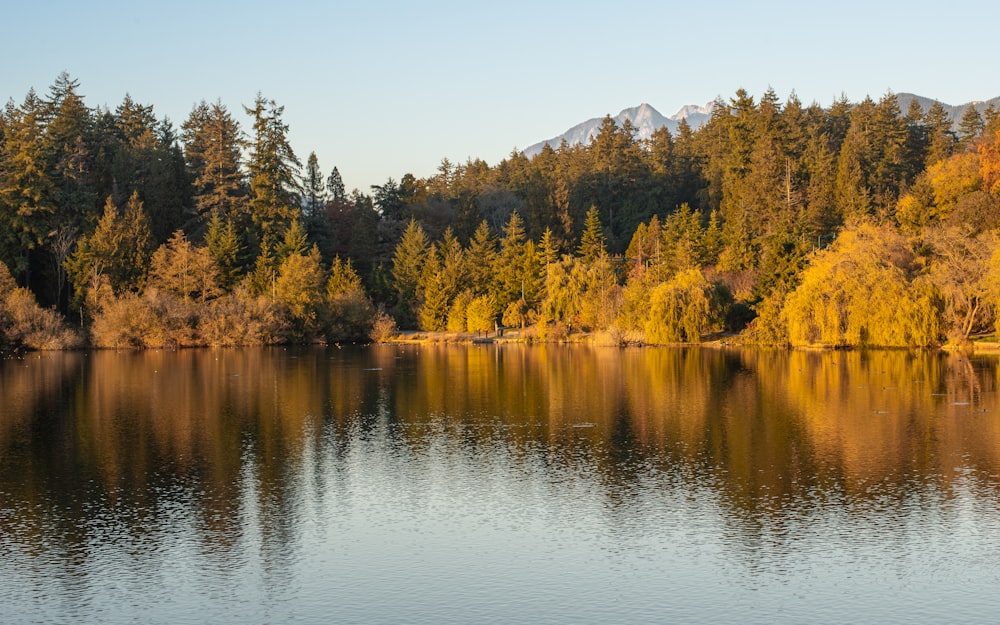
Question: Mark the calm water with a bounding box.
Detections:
[3,345,1000,624]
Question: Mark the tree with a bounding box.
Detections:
[466,294,498,334]
[372,177,406,219]
[245,94,301,250]
[111,95,187,242]
[301,151,327,218]
[494,211,528,309]
[147,230,222,302]
[465,220,498,296]
[65,192,154,312]
[577,205,606,263]
[326,255,374,340]
[781,225,940,347]
[924,101,956,166]
[182,100,246,225]
[0,90,55,282]
[391,219,429,326]
[274,245,326,340]
[204,212,244,290]
[644,268,712,343]
[958,106,985,147]
[926,227,993,343]
[327,166,346,203]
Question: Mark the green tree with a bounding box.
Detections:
[958,106,985,147]
[65,192,154,311]
[465,220,498,296]
[301,151,327,218]
[245,94,301,250]
[182,100,246,224]
[204,213,244,290]
[391,219,429,327]
[577,205,606,263]
[326,255,374,340]
[0,90,54,280]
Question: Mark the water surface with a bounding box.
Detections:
[2,346,1000,624]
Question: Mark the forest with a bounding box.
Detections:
[3,72,1000,351]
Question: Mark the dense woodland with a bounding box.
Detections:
[4,73,1000,350]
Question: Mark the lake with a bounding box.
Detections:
[2,345,1000,624]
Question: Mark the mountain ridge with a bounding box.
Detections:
[522,93,1000,159]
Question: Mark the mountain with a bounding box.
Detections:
[521,101,715,159]
[522,93,1000,159]
[895,92,1000,128]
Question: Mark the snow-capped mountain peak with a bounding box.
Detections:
[522,100,715,158]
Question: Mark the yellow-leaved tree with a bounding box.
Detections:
[643,268,712,344]
[781,225,940,347]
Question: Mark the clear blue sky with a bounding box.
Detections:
[4,0,998,194]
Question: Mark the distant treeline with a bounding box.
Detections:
[3,73,1000,350]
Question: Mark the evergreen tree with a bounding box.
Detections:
[465,220,498,295]
[0,90,54,279]
[391,219,429,326]
[147,230,222,302]
[182,100,246,225]
[494,211,527,308]
[301,151,327,217]
[327,166,346,203]
[245,94,301,250]
[204,212,243,290]
[958,106,985,147]
[577,205,606,263]
[65,191,153,310]
[924,101,956,166]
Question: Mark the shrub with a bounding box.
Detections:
[3,287,83,350]
[369,308,397,343]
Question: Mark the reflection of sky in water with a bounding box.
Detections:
[1,346,1000,624]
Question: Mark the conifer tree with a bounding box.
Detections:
[148,230,222,302]
[204,213,243,290]
[391,219,429,326]
[182,100,246,224]
[0,90,54,278]
[465,220,498,295]
[65,192,153,309]
[301,151,327,217]
[577,205,606,263]
[327,166,346,203]
[245,94,301,250]
[958,106,985,147]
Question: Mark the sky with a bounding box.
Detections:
[4,0,999,194]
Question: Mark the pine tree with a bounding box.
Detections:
[326,166,346,203]
[958,106,985,147]
[391,219,429,326]
[0,90,55,279]
[148,230,221,302]
[204,212,243,290]
[577,205,606,263]
[493,212,528,309]
[245,94,301,250]
[465,220,498,296]
[924,101,956,166]
[182,100,246,225]
[301,151,327,218]
[65,192,153,310]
